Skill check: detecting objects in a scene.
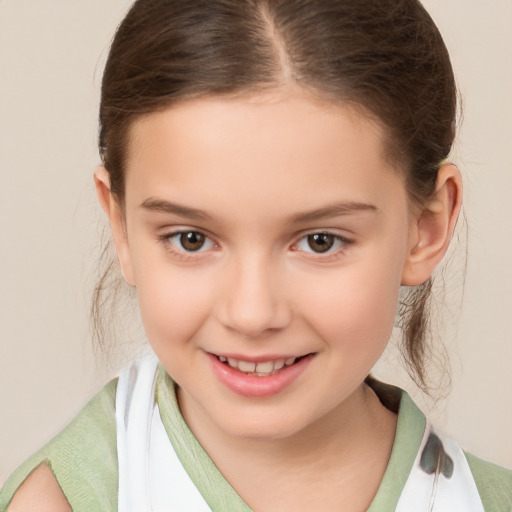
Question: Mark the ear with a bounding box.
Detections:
[94,166,135,286]
[401,164,462,286]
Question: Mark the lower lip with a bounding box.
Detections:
[208,353,313,397]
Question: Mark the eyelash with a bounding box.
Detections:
[157,229,353,261]
[291,232,353,261]
[157,230,218,261]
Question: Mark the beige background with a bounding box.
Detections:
[0,0,511,485]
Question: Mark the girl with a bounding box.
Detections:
[1,0,511,510]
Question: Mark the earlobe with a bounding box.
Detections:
[401,164,462,286]
[93,166,135,287]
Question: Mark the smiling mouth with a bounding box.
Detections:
[214,354,310,377]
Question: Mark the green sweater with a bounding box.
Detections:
[1,366,511,511]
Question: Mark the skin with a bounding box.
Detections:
[9,90,461,511]
[8,464,71,512]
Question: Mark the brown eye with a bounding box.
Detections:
[179,231,206,251]
[307,233,335,253]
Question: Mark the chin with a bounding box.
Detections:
[217,411,311,442]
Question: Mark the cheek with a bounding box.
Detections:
[295,256,403,354]
[131,257,215,348]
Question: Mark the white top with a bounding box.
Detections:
[116,353,210,512]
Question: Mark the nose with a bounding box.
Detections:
[217,256,292,339]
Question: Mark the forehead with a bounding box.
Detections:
[124,92,406,218]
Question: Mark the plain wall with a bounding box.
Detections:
[1,0,511,485]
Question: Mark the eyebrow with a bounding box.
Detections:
[141,197,378,223]
[289,201,379,223]
[140,198,212,220]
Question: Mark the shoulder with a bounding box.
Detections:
[465,451,512,512]
[0,378,119,512]
[6,464,71,512]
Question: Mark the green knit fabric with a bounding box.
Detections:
[0,378,118,511]
[2,366,511,511]
[366,390,426,511]
[465,452,512,512]
[155,365,253,511]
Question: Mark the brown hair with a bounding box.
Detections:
[95,0,458,392]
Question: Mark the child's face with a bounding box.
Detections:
[119,91,415,440]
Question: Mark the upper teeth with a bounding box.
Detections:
[218,356,298,375]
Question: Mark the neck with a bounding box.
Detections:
[178,383,397,512]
